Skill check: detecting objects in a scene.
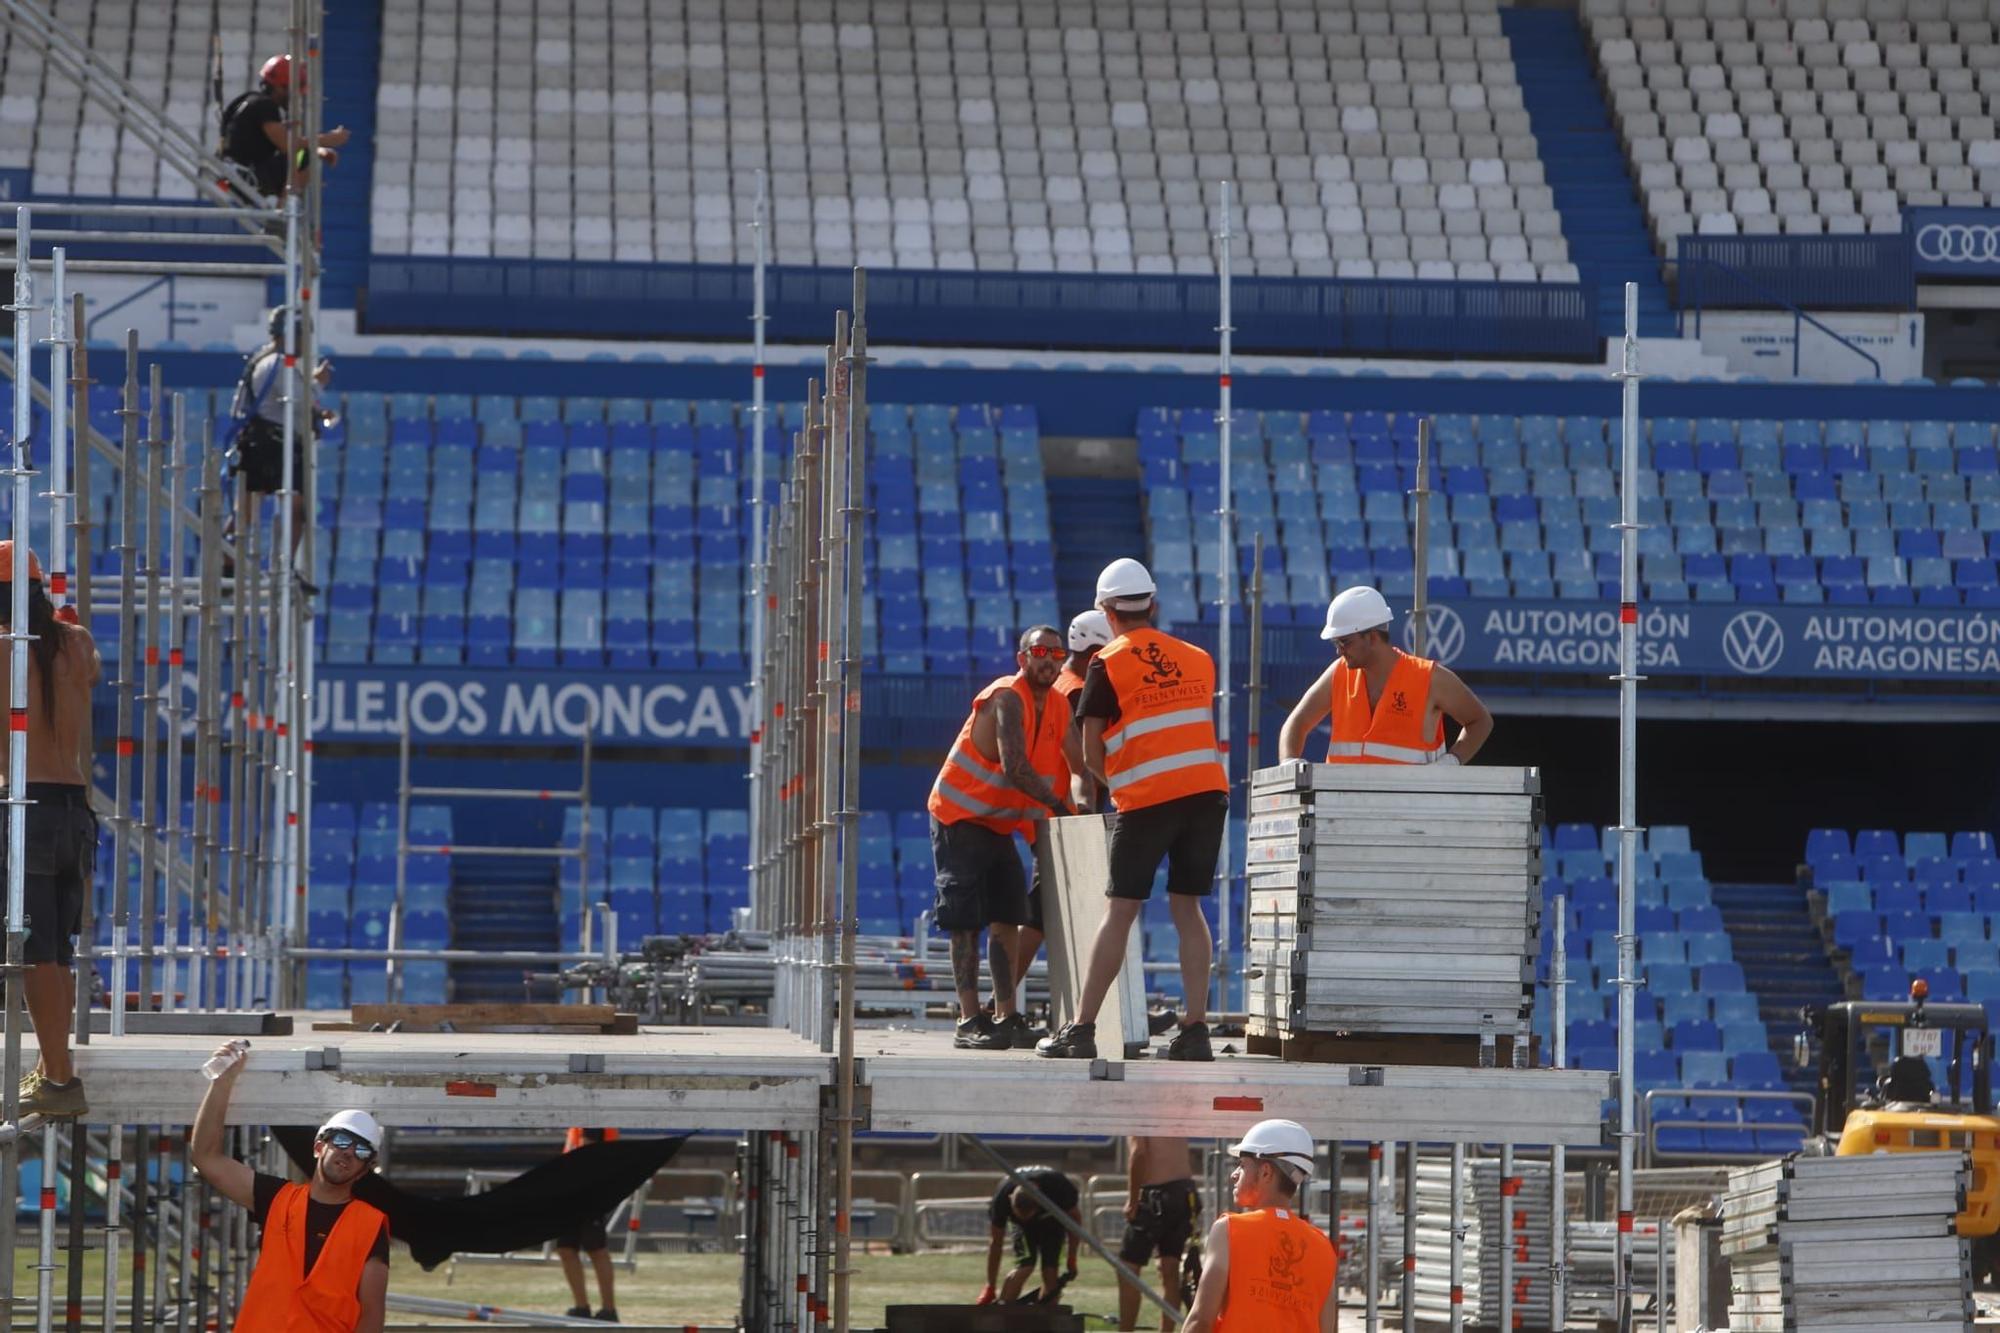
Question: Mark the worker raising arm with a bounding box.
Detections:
[1277,587,1492,766]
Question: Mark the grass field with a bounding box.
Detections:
[16,1244,1173,1329]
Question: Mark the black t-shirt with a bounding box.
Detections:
[222,92,284,169]
[1075,658,1121,729]
[252,1172,391,1276]
[989,1168,1080,1231]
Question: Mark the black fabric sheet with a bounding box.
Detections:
[271,1127,688,1270]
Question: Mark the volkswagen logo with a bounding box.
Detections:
[1402,604,1467,666]
[1914,223,2000,266]
[1721,610,1785,675]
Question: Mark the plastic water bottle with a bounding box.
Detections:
[202,1039,249,1081]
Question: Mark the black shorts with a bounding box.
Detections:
[1108,791,1228,900]
[0,784,97,967]
[1013,1219,1065,1271]
[1119,1179,1200,1264]
[232,416,306,495]
[930,816,1029,932]
[554,1211,611,1252]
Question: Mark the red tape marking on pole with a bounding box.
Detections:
[10,710,28,732]
[1212,1096,1262,1111]
[1620,603,1638,624]
[1618,1211,1633,1232]
[115,736,134,754]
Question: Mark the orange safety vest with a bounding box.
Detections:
[927,674,1072,841]
[1215,1207,1336,1333]
[1325,649,1447,765]
[234,1182,388,1333]
[565,1127,621,1152]
[1052,666,1087,706]
[1097,629,1227,813]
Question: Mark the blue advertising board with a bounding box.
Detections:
[1390,600,2000,682]
[1906,207,2000,279]
[286,602,2000,748]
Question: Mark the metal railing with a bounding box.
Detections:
[1676,251,1886,380]
[1640,1086,1816,1166]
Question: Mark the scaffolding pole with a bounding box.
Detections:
[747,168,769,926]
[1612,280,1644,1333]
[1212,179,1235,1013]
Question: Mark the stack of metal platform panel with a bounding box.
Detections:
[1723,1153,1971,1332]
[1245,761,1542,1040]
[1411,1156,1559,1329]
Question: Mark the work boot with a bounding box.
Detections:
[995,1013,1039,1049]
[1035,1021,1098,1059]
[565,1308,592,1320]
[954,1014,1010,1050]
[18,1070,87,1120]
[1164,1021,1214,1062]
[593,1308,620,1322]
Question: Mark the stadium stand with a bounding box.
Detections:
[1534,822,1809,1157]
[369,0,1581,284]
[1585,1,2000,250]
[1140,406,2000,614]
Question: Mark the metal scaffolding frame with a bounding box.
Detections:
[0,3,325,1327]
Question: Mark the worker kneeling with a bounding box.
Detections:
[1180,1120,1336,1333]
[1278,587,1492,765]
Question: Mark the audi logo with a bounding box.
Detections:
[1913,223,2000,265]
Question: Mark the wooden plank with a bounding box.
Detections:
[83,1011,292,1036]
[1042,814,1149,1058]
[351,1003,620,1027]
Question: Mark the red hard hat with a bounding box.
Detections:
[0,541,43,583]
[260,54,293,89]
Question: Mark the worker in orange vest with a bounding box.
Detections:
[928,624,1075,1051]
[1038,559,1226,1063]
[1180,1119,1335,1333]
[190,1042,391,1332]
[557,1128,622,1321]
[1277,586,1492,766]
[1055,608,1112,813]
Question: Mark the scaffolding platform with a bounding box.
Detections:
[70,1016,1609,1143]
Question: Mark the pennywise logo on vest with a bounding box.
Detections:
[1136,640,1183,688]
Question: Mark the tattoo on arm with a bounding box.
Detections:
[991,691,1064,809]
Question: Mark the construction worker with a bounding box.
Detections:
[190,1042,391,1332]
[219,53,349,198]
[979,1166,1083,1306]
[1119,1136,1199,1331]
[1276,586,1492,766]
[0,542,100,1120]
[1038,558,1225,1063]
[1056,608,1112,812]
[228,304,331,558]
[1179,1119,1335,1333]
[556,1128,621,1322]
[928,625,1073,1050]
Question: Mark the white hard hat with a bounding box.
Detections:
[1228,1118,1317,1180]
[1067,609,1112,652]
[1095,558,1157,610]
[318,1108,384,1149]
[1320,586,1394,641]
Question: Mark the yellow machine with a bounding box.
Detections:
[1804,980,2000,1266]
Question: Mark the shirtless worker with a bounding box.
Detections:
[0,543,101,1120]
[1119,1136,1200,1330]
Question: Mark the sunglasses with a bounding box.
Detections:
[1020,645,1062,659]
[319,1130,376,1160]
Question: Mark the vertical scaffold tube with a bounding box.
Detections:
[110,333,142,1034]
[64,296,92,1040]
[162,394,187,1014]
[1401,1145,1417,1333]
[833,269,867,1333]
[747,169,768,922]
[1551,894,1569,1328]
[1613,281,1643,1333]
[1364,1142,1380,1331]
[1213,180,1234,1012]
[137,369,166,1012]
[1499,1142,1515,1333]
[1448,1143,1465,1333]
[1,202,34,1327]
